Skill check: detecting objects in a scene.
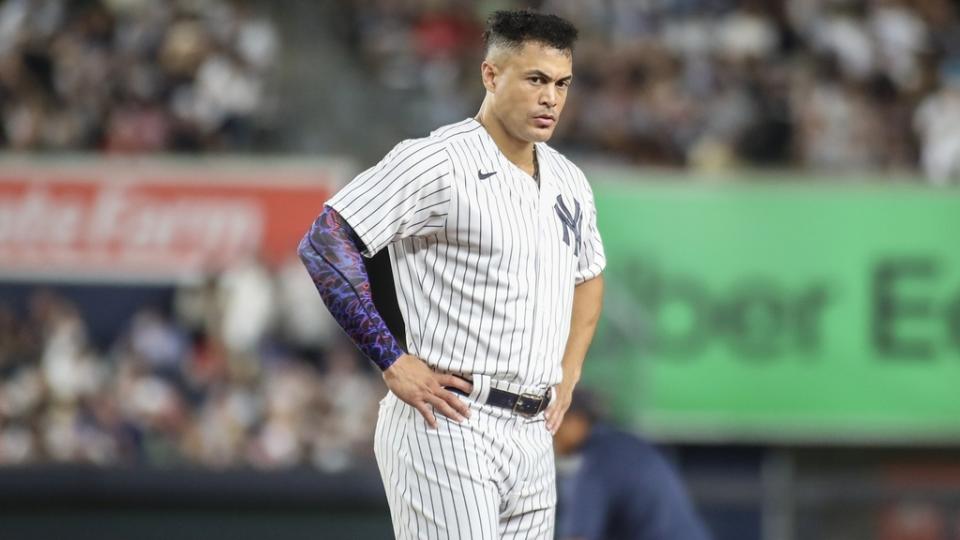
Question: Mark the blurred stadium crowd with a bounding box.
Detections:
[345,0,960,181]
[0,257,383,470]
[0,0,278,152]
[2,0,959,179]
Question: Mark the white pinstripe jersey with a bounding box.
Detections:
[327,118,605,389]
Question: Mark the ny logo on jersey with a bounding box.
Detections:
[553,195,582,257]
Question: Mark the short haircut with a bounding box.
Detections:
[483,9,579,56]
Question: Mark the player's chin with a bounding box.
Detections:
[526,124,557,143]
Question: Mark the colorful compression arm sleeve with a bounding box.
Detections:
[297,206,406,371]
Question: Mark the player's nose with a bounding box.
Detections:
[539,86,557,108]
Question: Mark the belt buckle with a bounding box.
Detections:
[513,392,544,417]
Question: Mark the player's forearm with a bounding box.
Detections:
[297,206,405,370]
[559,274,605,385]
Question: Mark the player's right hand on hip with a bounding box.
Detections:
[383,354,472,428]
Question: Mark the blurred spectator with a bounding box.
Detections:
[127,308,187,373]
[791,57,889,171]
[913,61,960,184]
[217,254,276,360]
[309,344,379,472]
[0,303,39,371]
[275,255,340,362]
[245,361,312,470]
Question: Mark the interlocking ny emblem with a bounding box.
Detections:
[553,195,582,256]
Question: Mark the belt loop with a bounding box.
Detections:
[470,374,491,406]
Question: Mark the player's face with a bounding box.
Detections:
[487,42,573,143]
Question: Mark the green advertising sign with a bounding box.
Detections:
[585,175,960,443]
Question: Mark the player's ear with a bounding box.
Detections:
[480,61,498,93]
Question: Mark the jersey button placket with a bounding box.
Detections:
[534,166,554,379]
[518,167,540,381]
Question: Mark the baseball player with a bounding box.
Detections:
[556,390,711,540]
[298,9,605,539]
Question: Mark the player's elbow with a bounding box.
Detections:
[297,229,314,265]
[297,214,327,266]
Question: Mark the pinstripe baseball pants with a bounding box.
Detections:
[374,377,556,539]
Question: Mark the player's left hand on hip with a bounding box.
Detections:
[545,382,573,434]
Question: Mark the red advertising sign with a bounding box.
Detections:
[0,158,348,281]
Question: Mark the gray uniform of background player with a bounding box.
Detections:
[326,117,604,538]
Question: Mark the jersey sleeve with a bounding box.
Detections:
[575,175,606,284]
[325,138,453,257]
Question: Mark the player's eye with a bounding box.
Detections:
[557,80,570,89]
[529,76,545,84]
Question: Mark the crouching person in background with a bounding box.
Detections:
[555,389,712,540]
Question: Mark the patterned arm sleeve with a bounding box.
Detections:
[297,205,406,371]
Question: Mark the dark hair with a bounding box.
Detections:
[483,9,578,55]
[567,387,606,424]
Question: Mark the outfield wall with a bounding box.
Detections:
[585,171,960,443]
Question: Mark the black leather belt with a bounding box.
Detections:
[446,377,551,418]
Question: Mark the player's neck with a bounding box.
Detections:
[474,110,536,176]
